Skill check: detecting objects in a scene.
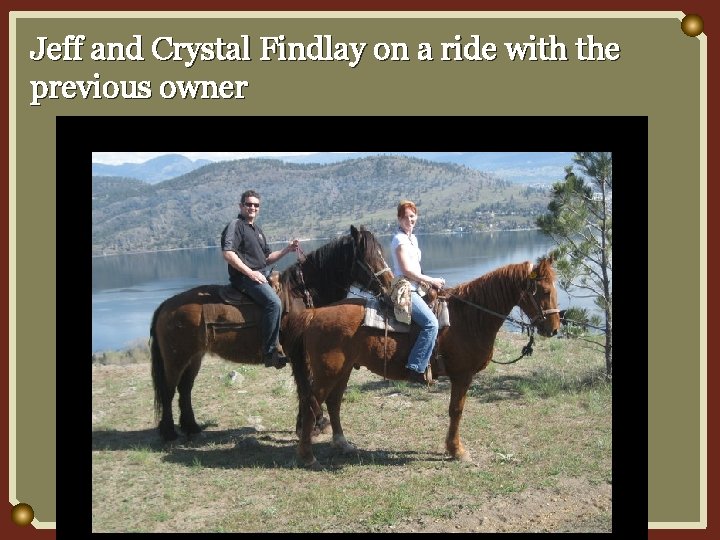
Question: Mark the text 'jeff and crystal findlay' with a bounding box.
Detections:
[29,35,370,68]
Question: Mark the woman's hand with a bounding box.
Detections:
[429,277,446,290]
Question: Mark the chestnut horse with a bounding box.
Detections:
[150,225,392,441]
[284,257,561,469]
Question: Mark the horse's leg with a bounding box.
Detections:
[297,389,324,470]
[312,398,331,435]
[327,370,356,454]
[177,353,203,437]
[152,334,180,441]
[445,373,474,461]
[157,385,178,441]
[296,396,330,439]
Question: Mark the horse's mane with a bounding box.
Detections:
[351,227,386,274]
[281,226,384,305]
[448,257,555,328]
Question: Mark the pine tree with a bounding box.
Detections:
[536,152,612,378]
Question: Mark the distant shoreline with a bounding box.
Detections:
[91,227,542,258]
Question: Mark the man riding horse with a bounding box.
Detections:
[221,189,300,369]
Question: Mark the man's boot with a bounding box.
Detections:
[264,345,288,369]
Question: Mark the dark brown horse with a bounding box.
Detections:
[150,225,393,441]
[284,257,561,469]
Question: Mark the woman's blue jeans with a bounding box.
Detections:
[231,275,282,357]
[406,291,439,373]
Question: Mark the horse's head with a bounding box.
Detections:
[281,226,392,308]
[349,225,394,297]
[518,255,561,338]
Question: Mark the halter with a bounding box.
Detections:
[354,257,392,298]
[443,269,560,364]
[520,276,561,326]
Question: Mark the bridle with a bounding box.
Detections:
[355,255,392,298]
[292,237,391,309]
[519,276,561,326]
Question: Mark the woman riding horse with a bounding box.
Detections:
[285,257,561,470]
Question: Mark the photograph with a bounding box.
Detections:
[90,147,613,532]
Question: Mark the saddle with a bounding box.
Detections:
[217,284,258,306]
[351,286,451,377]
[203,272,282,336]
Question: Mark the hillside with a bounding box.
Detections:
[91,155,553,256]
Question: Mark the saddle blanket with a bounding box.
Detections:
[363,297,413,333]
[347,285,410,332]
[351,294,450,333]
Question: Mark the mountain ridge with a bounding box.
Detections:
[91,153,213,183]
[92,155,555,256]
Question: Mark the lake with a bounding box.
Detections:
[91,229,599,353]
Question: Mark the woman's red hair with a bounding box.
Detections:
[397,200,418,218]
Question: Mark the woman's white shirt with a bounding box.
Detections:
[391,230,422,288]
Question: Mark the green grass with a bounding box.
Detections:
[92,331,611,533]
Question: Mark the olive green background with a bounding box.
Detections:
[11,13,703,525]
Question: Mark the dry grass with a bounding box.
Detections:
[91,331,611,533]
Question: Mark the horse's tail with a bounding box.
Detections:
[149,303,169,423]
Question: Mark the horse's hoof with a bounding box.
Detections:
[316,417,332,434]
[159,426,179,441]
[301,458,323,471]
[185,430,206,441]
[338,444,359,456]
[331,436,358,455]
[452,451,472,463]
[181,425,202,436]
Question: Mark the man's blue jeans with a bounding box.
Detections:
[406,291,439,373]
[231,274,282,357]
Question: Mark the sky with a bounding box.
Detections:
[91,151,322,165]
[90,151,576,184]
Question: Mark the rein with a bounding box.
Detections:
[442,274,559,365]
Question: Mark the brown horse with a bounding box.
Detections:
[150,225,393,441]
[285,257,561,469]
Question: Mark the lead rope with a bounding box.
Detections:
[383,308,390,380]
[293,246,314,308]
[491,328,535,364]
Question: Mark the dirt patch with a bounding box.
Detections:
[383,477,611,533]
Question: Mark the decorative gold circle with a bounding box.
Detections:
[681,14,704,37]
[11,502,34,526]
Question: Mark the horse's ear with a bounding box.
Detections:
[350,225,359,240]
